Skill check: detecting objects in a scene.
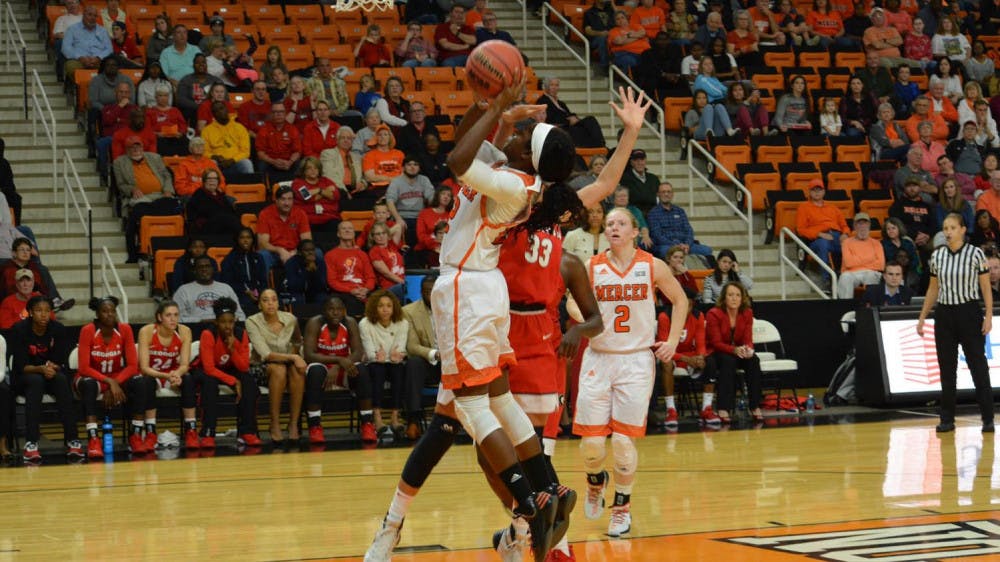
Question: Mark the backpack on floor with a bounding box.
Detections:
[824,350,856,406]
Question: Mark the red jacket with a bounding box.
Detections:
[657,311,706,364]
[325,246,376,294]
[705,307,755,356]
[197,328,250,386]
[301,120,341,158]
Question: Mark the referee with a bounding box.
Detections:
[916,213,995,433]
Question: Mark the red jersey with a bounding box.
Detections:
[657,311,706,365]
[316,323,350,357]
[77,322,138,384]
[369,244,405,289]
[198,99,234,126]
[198,328,250,386]
[148,329,183,372]
[498,229,564,309]
[283,95,313,132]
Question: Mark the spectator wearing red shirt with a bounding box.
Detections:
[283,76,313,133]
[705,282,763,421]
[110,108,156,160]
[435,5,476,66]
[325,220,375,317]
[302,101,341,158]
[97,81,137,174]
[0,269,43,330]
[236,80,271,137]
[197,83,233,133]
[257,185,315,271]
[110,21,142,68]
[291,157,341,231]
[256,102,303,184]
[415,186,452,255]
[145,85,187,139]
[354,24,393,67]
[656,287,721,424]
[367,222,406,299]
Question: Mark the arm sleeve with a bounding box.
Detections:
[361,253,377,290]
[245,317,273,360]
[375,98,407,127]
[232,331,251,372]
[705,310,735,355]
[392,319,409,357]
[774,96,789,126]
[457,159,532,206]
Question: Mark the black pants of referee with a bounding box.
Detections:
[934,302,995,424]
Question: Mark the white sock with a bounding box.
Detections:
[131,420,144,428]
[512,516,529,538]
[386,487,413,525]
[145,418,156,426]
[554,536,570,555]
[308,410,321,418]
[702,392,714,410]
[86,422,97,431]
[665,395,675,410]
[542,437,556,457]
[184,418,195,423]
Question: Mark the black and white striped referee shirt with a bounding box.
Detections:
[929,243,989,305]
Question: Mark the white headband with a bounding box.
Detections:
[531,123,555,172]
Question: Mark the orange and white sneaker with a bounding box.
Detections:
[700,406,722,426]
[664,407,679,428]
[607,504,632,537]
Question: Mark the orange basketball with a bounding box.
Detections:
[465,40,525,98]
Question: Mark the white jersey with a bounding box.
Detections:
[588,249,657,353]
[439,142,542,272]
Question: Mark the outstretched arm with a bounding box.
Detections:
[577,87,651,208]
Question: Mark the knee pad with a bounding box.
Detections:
[454,393,502,444]
[401,414,458,488]
[611,433,637,476]
[489,392,535,446]
[579,436,607,466]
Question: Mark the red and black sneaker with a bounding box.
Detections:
[143,431,158,452]
[23,441,41,463]
[546,545,577,561]
[128,434,147,454]
[87,437,104,459]
[308,425,324,444]
[238,434,262,447]
[360,422,378,444]
[66,440,85,460]
[664,407,679,428]
[199,436,216,449]
[184,429,200,450]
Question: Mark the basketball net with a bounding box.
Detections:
[331,0,394,12]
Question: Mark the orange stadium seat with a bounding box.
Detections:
[737,163,779,212]
[752,136,792,165]
[797,51,830,69]
[207,247,232,266]
[339,25,367,44]
[140,215,185,257]
[792,135,833,166]
[781,162,822,193]
[126,5,161,37]
[859,199,892,226]
[300,25,341,45]
[46,5,67,45]
[314,44,355,68]
[383,25,408,44]
[228,23,259,40]
[834,51,866,71]
[121,68,144,85]
[822,162,863,193]
[261,26,301,46]
[153,249,185,292]
[437,91,475,119]
[374,67,415,91]
[366,7,400,26]
[767,190,806,243]
[227,183,267,204]
[437,123,455,142]
[164,5,203,29]
[246,5,285,26]
[575,147,608,166]
[764,51,795,70]
[414,67,456,91]
[711,139,751,183]
[241,214,258,232]
[228,92,250,108]
[402,90,436,112]
[662,97,690,133]
[282,44,314,69]
[341,210,373,233]
[286,4,325,26]
[74,69,98,113]
[203,3,243,24]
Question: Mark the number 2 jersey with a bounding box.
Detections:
[588,249,656,354]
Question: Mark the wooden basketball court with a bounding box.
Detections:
[3,413,1000,561]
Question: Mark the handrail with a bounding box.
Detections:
[686,139,754,276]
[1,2,28,119]
[29,69,57,194]
[63,151,94,297]
[540,3,591,112]
[778,227,836,300]
[100,246,129,322]
[609,65,666,177]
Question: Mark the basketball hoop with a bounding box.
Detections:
[330,0,395,12]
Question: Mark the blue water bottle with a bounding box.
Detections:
[805,394,816,414]
[102,415,114,457]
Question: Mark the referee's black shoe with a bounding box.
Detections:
[983,421,995,433]
[936,422,956,433]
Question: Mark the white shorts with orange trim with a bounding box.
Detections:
[432,268,516,390]
[514,392,559,415]
[572,348,655,438]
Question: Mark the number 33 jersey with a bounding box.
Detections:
[498,229,564,309]
[588,249,656,353]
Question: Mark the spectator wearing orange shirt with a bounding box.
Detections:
[904,97,950,142]
[976,170,1000,225]
[362,124,404,192]
[173,137,225,198]
[796,179,849,285]
[257,102,303,184]
[837,213,886,298]
[256,185,318,271]
[465,0,488,28]
[883,0,913,36]
[630,0,667,39]
[863,8,916,68]
[302,101,341,158]
[748,0,787,45]
[236,80,271,138]
[608,11,651,73]
[806,0,846,49]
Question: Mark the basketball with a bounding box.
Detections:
[465,40,525,98]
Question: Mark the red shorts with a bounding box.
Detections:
[508,311,560,395]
